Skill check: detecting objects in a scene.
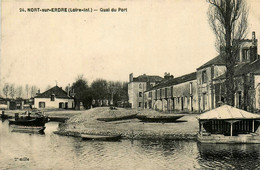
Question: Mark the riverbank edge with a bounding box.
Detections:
[53,130,198,140]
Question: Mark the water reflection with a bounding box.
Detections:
[1,120,260,169]
[138,139,178,157]
[197,143,260,169]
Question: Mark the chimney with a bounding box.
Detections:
[36,89,40,95]
[252,31,255,40]
[129,73,133,82]
[219,45,225,55]
[252,31,257,46]
[67,84,70,96]
[164,72,174,80]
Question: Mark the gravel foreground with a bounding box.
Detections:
[55,107,199,140]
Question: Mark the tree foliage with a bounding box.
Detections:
[71,75,92,109]
[207,0,248,106]
[91,79,108,100]
[71,76,128,109]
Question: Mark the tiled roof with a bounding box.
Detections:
[214,59,260,80]
[35,86,72,99]
[149,72,197,91]
[235,59,260,75]
[197,55,226,70]
[133,75,163,82]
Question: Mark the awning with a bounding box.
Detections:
[198,105,260,120]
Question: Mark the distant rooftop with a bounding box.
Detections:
[214,59,260,80]
[132,74,163,82]
[35,85,72,99]
[197,54,226,70]
[149,72,197,91]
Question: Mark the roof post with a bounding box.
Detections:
[230,122,233,136]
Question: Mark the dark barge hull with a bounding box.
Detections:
[136,115,184,123]
[81,134,122,141]
[96,114,137,122]
[9,117,48,126]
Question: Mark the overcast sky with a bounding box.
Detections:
[1,0,260,92]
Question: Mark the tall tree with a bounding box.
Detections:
[16,85,23,98]
[3,83,9,99]
[107,81,117,105]
[207,0,248,106]
[9,84,16,99]
[91,79,108,106]
[25,84,30,99]
[72,75,90,109]
[30,85,37,98]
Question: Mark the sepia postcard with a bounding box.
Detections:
[1,0,260,169]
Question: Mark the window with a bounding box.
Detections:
[139,84,142,89]
[148,92,152,98]
[139,92,142,97]
[242,49,249,61]
[165,88,168,98]
[171,87,173,97]
[189,82,193,94]
[190,96,193,111]
[139,102,142,107]
[203,93,207,110]
[51,94,55,101]
[202,70,207,84]
[59,102,64,108]
[39,102,45,108]
[162,89,165,97]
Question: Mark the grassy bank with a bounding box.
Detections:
[56,107,199,140]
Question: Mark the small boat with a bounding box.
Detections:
[9,116,48,126]
[1,114,9,120]
[96,114,137,122]
[8,111,48,133]
[1,111,10,120]
[10,125,46,133]
[136,115,184,123]
[81,134,122,141]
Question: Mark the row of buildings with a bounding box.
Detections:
[128,32,260,113]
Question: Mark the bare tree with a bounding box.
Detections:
[25,84,30,99]
[108,81,117,105]
[207,0,248,106]
[3,83,9,99]
[30,85,38,98]
[16,85,23,98]
[9,84,16,99]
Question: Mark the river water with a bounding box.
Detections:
[1,121,260,170]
